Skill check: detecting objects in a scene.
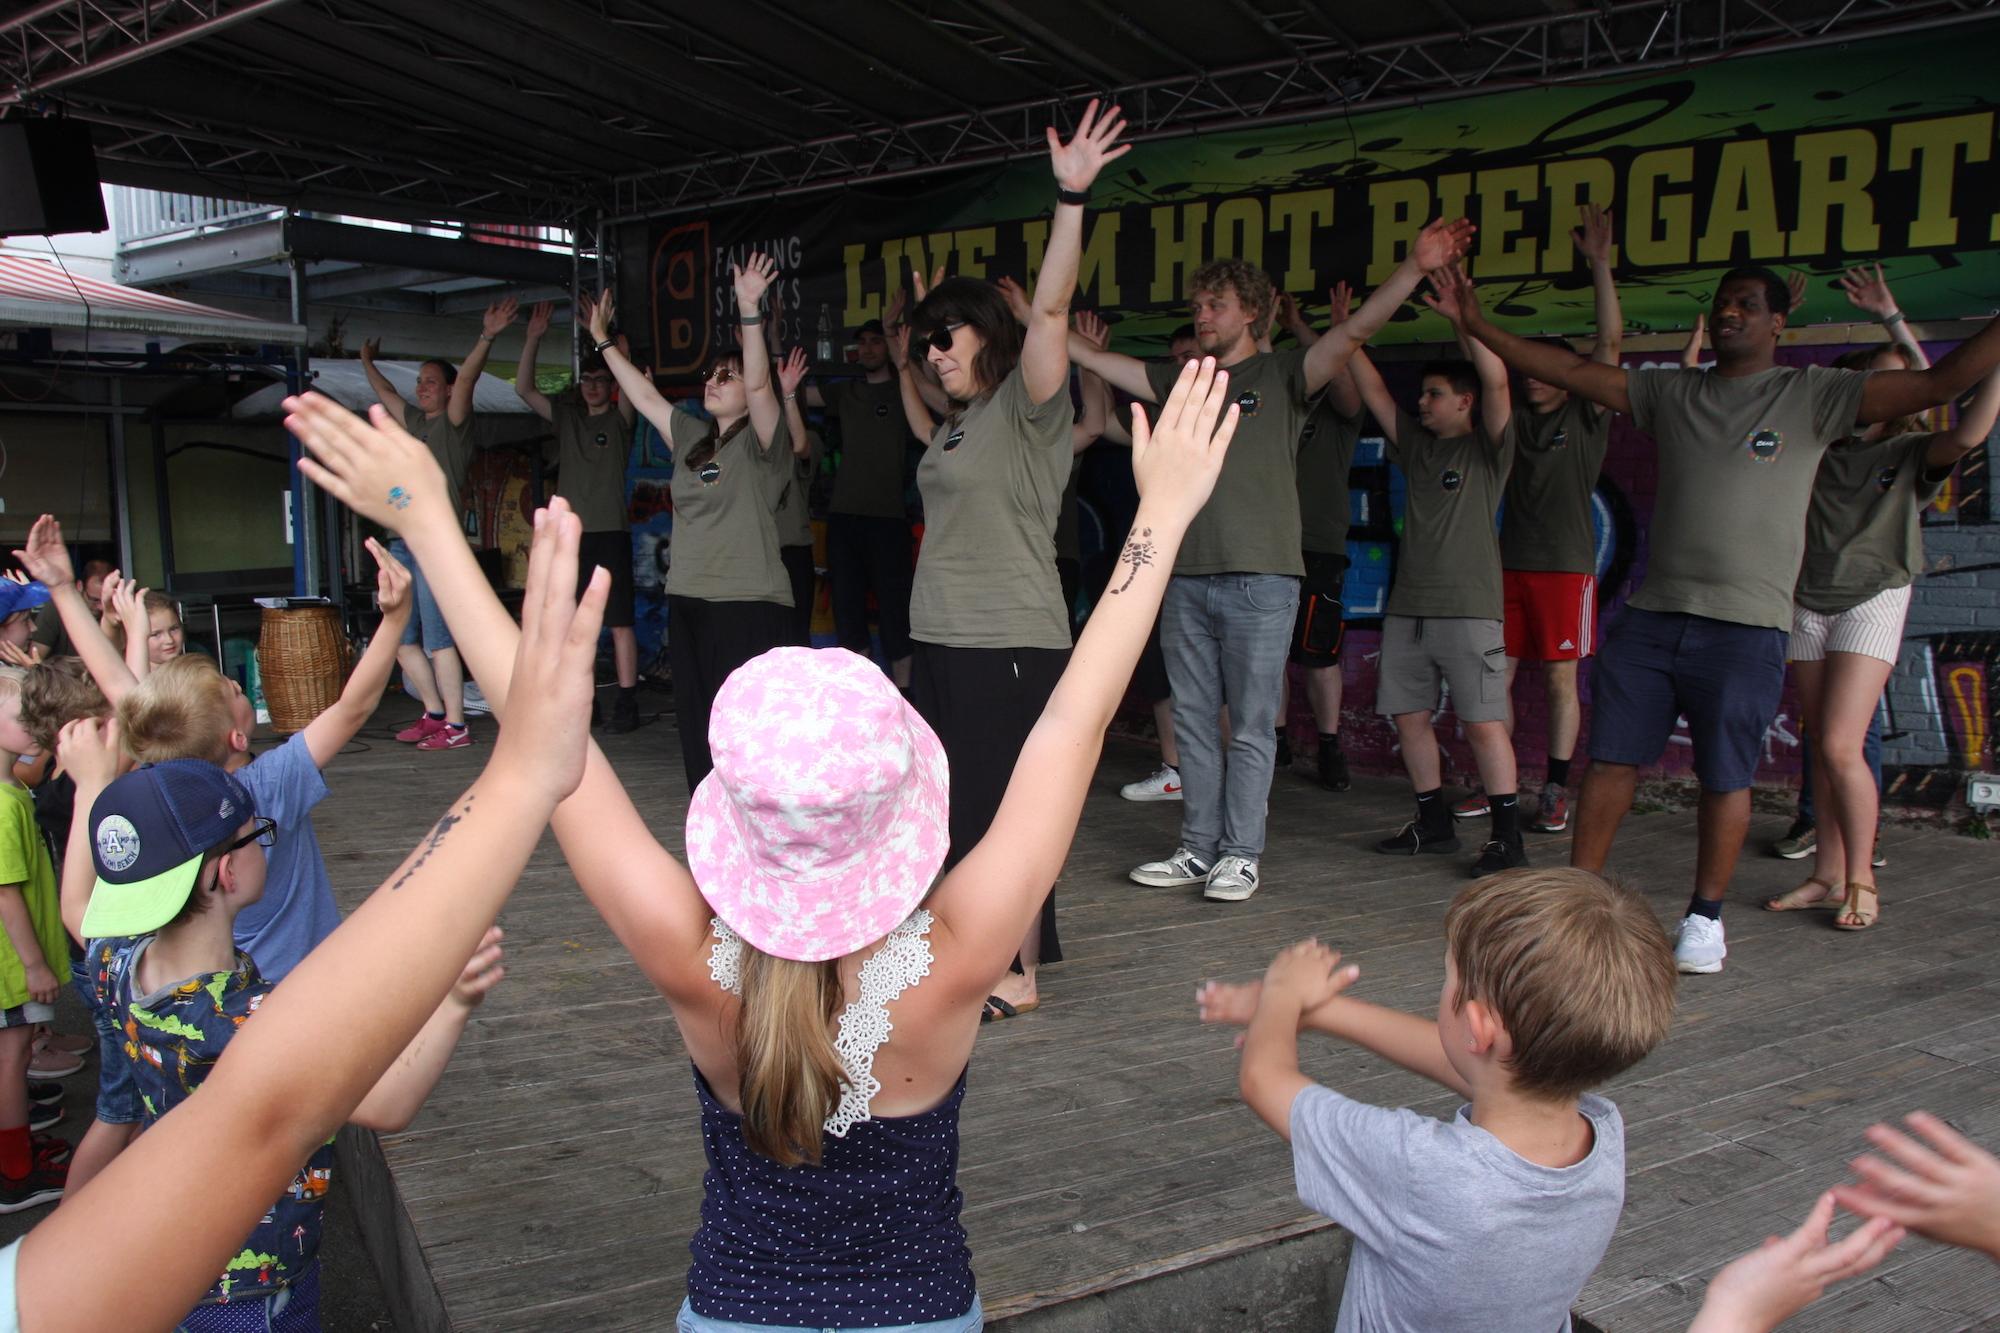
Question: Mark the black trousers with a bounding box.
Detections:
[828,513,913,664]
[666,595,794,791]
[781,544,815,646]
[909,639,1070,967]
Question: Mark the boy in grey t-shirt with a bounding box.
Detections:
[1203,868,1678,1333]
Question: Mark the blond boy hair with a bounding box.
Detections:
[1444,868,1677,1100]
[118,653,237,765]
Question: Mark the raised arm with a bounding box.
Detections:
[925,357,1238,1000]
[1841,263,1931,371]
[1025,99,1128,404]
[733,254,784,451]
[16,511,600,1333]
[302,539,411,769]
[777,348,812,459]
[1347,347,1401,447]
[514,301,556,421]
[103,573,150,684]
[55,715,123,942]
[1237,940,1360,1139]
[1680,314,1707,370]
[1925,366,2000,470]
[1859,316,2000,426]
[1304,216,1476,395]
[452,299,515,427]
[1197,973,1473,1101]
[11,518,136,704]
[885,313,938,439]
[1072,312,1112,453]
[1426,266,1512,441]
[358,337,407,417]
[285,394,716,1002]
[583,293,682,443]
[1574,203,1624,367]
[346,928,504,1132]
[1454,270,1633,415]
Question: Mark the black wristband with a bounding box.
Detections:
[1056,186,1090,206]
[592,337,615,353]
[739,312,764,326]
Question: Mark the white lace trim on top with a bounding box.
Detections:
[706,910,935,1138]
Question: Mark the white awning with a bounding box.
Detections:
[0,252,307,345]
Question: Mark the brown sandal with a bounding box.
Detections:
[1764,875,1840,912]
[1832,883,1879,931]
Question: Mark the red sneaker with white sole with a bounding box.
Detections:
[395,715,447,744]
[415,725,473,751]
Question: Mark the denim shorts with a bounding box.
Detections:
[71,958,141,1125]
[1588,606,1787,792]
[674,1295,982,1333]
[389,539,455,654]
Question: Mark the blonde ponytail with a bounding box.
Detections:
[735,947,844,1166]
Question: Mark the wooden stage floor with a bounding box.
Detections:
[317,702,2000,1331]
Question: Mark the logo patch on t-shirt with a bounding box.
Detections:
[698,460,722,485]
[1236,389,1262,418]
[1549,428,1569,450]
[1441,468,1463,492]
[592,432,608,448]
[874,403,891,418]
[943,425,966,451]
[95,815,141,873]
[1746,427,1784,463]
[1299,420,1317,441]
[1878,465,1899,492]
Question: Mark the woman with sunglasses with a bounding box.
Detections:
[585,258,795,789]
[886,100,1129,1022]
[516,299,645,732]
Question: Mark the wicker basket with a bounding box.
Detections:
[257,606,352,734]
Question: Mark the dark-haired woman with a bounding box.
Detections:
[888,100,1128,1021]
[586,259,795,790]
[360,303,511,750]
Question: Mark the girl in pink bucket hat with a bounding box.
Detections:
[286,128,1240,1333]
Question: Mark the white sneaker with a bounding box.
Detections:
[1204,855,1260,902]
[1674,914,1726,974]
[1130,846,1212,887]
[1120,765,1184,802]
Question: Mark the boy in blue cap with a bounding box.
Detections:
[80,758,504,1332]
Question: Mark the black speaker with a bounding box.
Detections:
[0,119,108,237]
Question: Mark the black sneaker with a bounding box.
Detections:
[1274,732,1293,770]
[1471,839,1529,876]
[27,1081,61,1108]
[1318,744,1351,792]
[606,686,642,734]
[1376,821,1460,855]
[29,1104,63,1134]
[0,1164,64,1214]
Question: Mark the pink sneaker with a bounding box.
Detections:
[395,716,447,744]
[415,725,472,751]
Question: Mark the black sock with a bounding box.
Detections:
[445,721,466,732]
[1415,787,1449,831]
[1546,757,1571,788]
[426,710,445,721]
[1319,731,1341,751]
[1686,894,1723,921]
[1489,792,1521,843]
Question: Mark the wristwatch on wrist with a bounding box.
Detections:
[1056,185,1090,206]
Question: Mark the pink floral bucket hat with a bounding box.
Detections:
[685,647,951,962]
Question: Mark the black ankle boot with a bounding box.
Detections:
[606,686,641,734]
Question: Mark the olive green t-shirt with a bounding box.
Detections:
[1624,364,1871,630]
[1500,397,1611,574]
[1386,410,1514,620]
[1295,398,1364,555]
[665,409,793,606]
[1145,348,1312,577]
[1796,431,1948,614]
[910,364,1074,649]
[548,400,631,533]
[828,378,911,519]
[1054,457,1082,562]
[399,403,476,506]
[776,431,822,549]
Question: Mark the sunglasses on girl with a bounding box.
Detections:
[921,321,966,354]
[703,364,738,385]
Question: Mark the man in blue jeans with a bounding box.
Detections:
[1444,265,2000,973]
[1068,220,1474,900]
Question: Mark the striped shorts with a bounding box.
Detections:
[1790,583,1911,665]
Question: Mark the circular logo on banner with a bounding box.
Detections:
[1549,428,1569,450]
[1879,465,1900,492]
[1746,428,1784,463]
[698,460,722,486]
[96,815,142,873]
[875,403,891,418]
[1236,390,1262,418]
[1441,469,1464,492]
[943,426,967,452]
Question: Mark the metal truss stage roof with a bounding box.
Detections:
[3,0,1997,227]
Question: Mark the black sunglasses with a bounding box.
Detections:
[223,817,278,854]
[922,321,966,354]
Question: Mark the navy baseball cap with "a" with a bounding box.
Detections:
[81,760,257,939]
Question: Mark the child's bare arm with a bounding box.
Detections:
[0,883,55,1005]
[347,927,503,1131]
[105,576,152,683]
[56,716,125,943]
[1200,978,1471,1098]
[11,518,138,703]
[303,539,412,770]
[1238,940,1359,1141]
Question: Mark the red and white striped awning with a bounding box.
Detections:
[0,252,306,344]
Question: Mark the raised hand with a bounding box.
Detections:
[360,337,381,366]
[286,393,453,534]
[582,292,615,346]
[1681,313,1708,368]
[909,264,944,306]
[13,514,76,590]
[1195,979,1262,1028]
[1328,281,1354,327]
[1272,291,1303,339]
[732,253,777,312]
[995,276,1033,326]
[110,576,148,633]
[449,926,506,1009]
[1129,356,1238,532]
[1572,202,1615,267]
[1422,265,1477,329]
[1073,309,1111,350]
[777,347,810,399]
[1047,97,1130,193]
[482,297,519,339]
[1787,270,1808,315]
[1838,263,1900,320]
[525,301,554,338]
[1260,938,1358,1013]
[367,537,412,618]
[1691,1193,1903,1333]
[56,715,123,789]
[490,498,608,803]
[1411,216,1477,272]
[1833,1111,2000,1258]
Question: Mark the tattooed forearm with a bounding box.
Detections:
[1111,527,1156,594]
[391,797,472,891]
